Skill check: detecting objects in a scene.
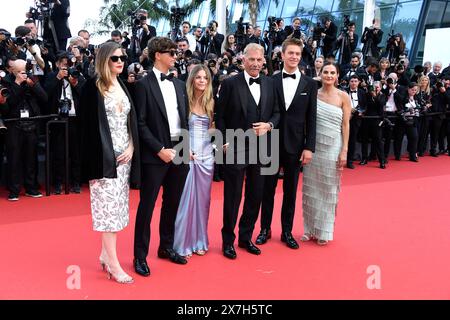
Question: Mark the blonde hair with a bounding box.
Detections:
[243,43,264,56]
[418,75,431,95]
[186,64,214,122]
[95,42,124,97]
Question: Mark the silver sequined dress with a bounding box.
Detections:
[302,99,343,241]
[90,91,131,232]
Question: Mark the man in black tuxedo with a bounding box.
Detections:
[258,37,317,249]
[216,43,280,259]
[199,20,225,56]
[41,0,72,51]
[321,17,337,59]
[346,75,367,169]
[133,37,190,276]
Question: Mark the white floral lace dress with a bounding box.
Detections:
[90,90,131,232]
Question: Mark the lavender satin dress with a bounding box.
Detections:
[174,113,214,256]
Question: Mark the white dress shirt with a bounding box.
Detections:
[349,89,359,110]
[153,67,181,138]
[385,89,397,112]
[185,33,197,53]
[244,70,261,106]
[282,68,301,111]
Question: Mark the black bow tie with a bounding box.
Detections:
[161,73,175,82]
[249,77,261,85]
[351,90,357,93]
[283,72,296,79]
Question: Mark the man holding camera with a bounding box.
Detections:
[45,52,85,194]
[321,17,337,59]
[40,0,72,51]
[200,21,224,56]
[2,59,47,201]
[135,9,157,52]
[181,21,197,53]
[336,21,358,66]
[361,19,383,60]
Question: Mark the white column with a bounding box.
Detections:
[216,0,227,36]
[363,0,377,31]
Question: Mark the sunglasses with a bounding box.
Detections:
[160,50,178,57]
[110,55,127,63]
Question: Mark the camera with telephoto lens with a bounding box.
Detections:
[126,10,146,28]
[208,59,216,68]
[25,59,34,78]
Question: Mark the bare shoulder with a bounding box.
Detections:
[338,90,351,108]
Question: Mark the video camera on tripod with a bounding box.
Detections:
[28,0,55,21]
[170,6,187,41]
[235,17,249,53]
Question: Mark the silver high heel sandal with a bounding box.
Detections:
[106,265,134,284]
[99,256,108,272]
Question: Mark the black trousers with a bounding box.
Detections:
[347,116,362,164]
[5,124,39,194]
[395,119,419,158]
[438,118,449,152]
[383,116,402,158]
[51,118,81,186]
[221,163,265,245]
[417,116,431,154]
[430,116,443,153]
[0,133,5,184]
[261,151,301,233]
[134,162,189,259]
[361,119,385,163]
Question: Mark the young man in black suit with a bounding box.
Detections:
[258,37,317,249]
[215,43,280,259]
[133,37,190,276]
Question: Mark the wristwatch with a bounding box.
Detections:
[268,122,274,131]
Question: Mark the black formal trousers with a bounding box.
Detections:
[5,124,38,194]
[438,118,449,151]
[51,117,81,186]
[361,119,385,163]
[395,119,419,158]
[430,116,443,153]
[222,163,265,246]
[417,116,431,154]
[134,162,189,259]
[261,151,301,233]
[347,116,362,164]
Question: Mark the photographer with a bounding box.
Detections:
[346,75,367,169]
[285,17,306,41]
[360,81,387,168]
[38,0,72,51]
[397,82,421,162]
[428,61,443,87]
[222,34,238,56]
[135,9,157,52]
[45,52,85,194]
[336,20,358,66]
[0,82,9,183]
[361,19,383,60]
[175,38,191,81]
[199,20,224,56]
[13,26,46,77]
[416,75,432,157]
[67,36,91,79]
[320,17,337,59]
[2,59,47,200]
[382,73,406,160]
[430,76,449,156]
[181,21,197,53]
[385,33,405,65]
[394,60,411,87]
[341,54,365,84]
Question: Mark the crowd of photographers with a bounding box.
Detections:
[1,5,450,200]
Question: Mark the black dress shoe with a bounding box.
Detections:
[380,162,386,169]
[409,156,419,162]
[255,229,271,245]
[418,152,424,157]
[346,162,355,169]
[359,159,368,165]
[238,240,261,255]
[430,151,438,157]
[157,248,187,264]
[133,258,150,276]
[222,244,237,259]
[281,232,299,249]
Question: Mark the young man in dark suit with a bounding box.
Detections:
[133,37,190,276]
[215,43,280,259]
[258,37,317,249]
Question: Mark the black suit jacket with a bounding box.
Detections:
[140,25,157,51]
[273,72,317,155]
[215,72,280,157]
[51,0,72,40]
[347,88,367,113]
[79,78,140,184]
[134,70,189,164]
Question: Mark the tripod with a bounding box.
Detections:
[337,31,351,65]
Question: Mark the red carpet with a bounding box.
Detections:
[1,155,450,300]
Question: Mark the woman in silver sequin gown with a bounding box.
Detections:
[174,65,215,257]
[302,62,351,245]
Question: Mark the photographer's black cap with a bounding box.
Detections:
[56,51,70,62]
